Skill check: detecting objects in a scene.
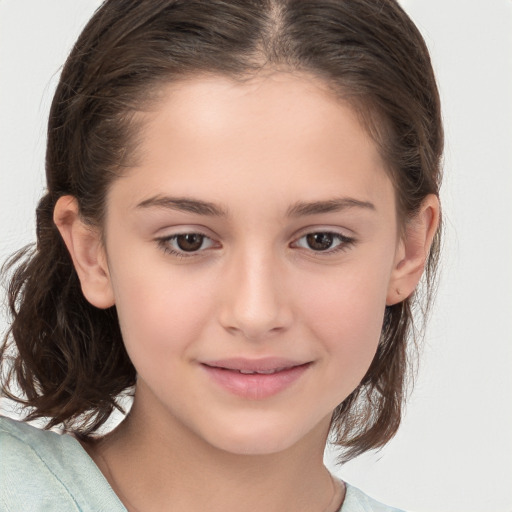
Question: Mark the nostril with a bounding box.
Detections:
[222,323,286,342]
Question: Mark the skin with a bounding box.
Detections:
[55,72,439,512]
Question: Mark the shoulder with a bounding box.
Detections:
[339,482,406,512]
[0,413,66,455]
[0,416,125,512]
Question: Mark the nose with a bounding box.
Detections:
[218,248,293,341]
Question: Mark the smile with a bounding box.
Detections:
[200,358,312,400]
[237,368,287,375]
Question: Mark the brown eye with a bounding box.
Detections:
[292,231,355,254]
[305,232,334,251]
[176,233,205,252]
[157,232,216,257]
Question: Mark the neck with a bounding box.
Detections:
[85,395,343,512]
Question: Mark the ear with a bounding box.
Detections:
[386,194,440,306]
[54,195,115,309]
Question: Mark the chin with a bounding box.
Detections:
[213,434,298,456]
[199,416,318,456]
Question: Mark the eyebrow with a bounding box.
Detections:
[136,195,375,218]
[136,196,228,217]
[286,197,376,217]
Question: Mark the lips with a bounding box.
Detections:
[200,358,311,400]
[237,367,288,375]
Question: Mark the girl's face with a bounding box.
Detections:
[98,73,404,454]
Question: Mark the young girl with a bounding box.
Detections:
[0,1,443,511]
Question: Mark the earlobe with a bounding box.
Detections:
[53,195,115,309]
[386,194,440,306]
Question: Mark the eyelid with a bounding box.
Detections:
[290,228,356,254]
[290,225,355,241]
[155,229,221,258]
[152,223,219,238]
[154,225,356,259]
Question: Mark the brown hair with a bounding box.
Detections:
[1,0,443,460]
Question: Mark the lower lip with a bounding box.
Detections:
[201,363,311,400]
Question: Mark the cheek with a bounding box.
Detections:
[295,257,392,381]
[108,257,215,368]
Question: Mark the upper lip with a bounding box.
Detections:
[201,357,310,372]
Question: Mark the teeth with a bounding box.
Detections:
[238,368,283,375]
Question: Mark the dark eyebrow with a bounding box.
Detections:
[286,197,376,217]
[136,196,228,217]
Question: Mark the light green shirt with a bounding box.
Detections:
[0,416,404,511]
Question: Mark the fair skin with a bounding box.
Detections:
[54,72,439,512]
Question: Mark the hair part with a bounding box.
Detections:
[1,0,443,460]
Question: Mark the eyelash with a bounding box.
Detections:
[156,231,356,259]
[156,233,216,258]
[292,232,356,255]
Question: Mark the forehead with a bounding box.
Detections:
[114,72,394,217]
